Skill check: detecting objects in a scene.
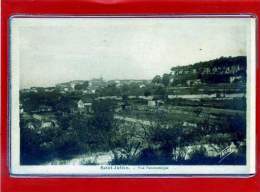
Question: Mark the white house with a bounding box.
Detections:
[77,100,85,109]
[148,100,156,107]
[77,100,93,113]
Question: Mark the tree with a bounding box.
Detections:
[144,89,151,97]
[151,125,183,161]
[55,95,75,113]
[162,73,170,86]
[74,81,89,90]
[120,84,130,96]
[154,85,166,99]
[101,83,120,96]
[110,120,151,164]
[92,99,115,133]
[152,75,161,84]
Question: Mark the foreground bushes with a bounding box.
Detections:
[20,100,115,164]
[110,145,246,165]
[20,98,246,165]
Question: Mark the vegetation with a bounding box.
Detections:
[20,56,247,165]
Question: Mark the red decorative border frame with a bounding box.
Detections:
[1,0,259,191]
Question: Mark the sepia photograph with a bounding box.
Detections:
[10,17,256,175]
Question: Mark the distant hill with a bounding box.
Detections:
[21,56,247,96]
[160,56,247,87]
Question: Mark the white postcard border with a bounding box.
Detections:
[9,16,256,176]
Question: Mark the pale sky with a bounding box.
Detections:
[11,17,252,89]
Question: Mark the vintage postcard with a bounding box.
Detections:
[10,16,256,175]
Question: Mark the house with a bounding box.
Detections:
[148,100,156,107]
[77,99,93,113]
[27,122,36,130]
[139,84,146,88]
[83,89,94,94]
[183,121,197,128]
[41,121,55,128]
[157,100,164,106]
[77,100,85,109]
[139,96,153,100]
[186,80,192,86]
[45,87,55,92]
[128,96,137,99]
[186,79,201,86]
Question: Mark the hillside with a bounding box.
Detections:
[168,56,246,86]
